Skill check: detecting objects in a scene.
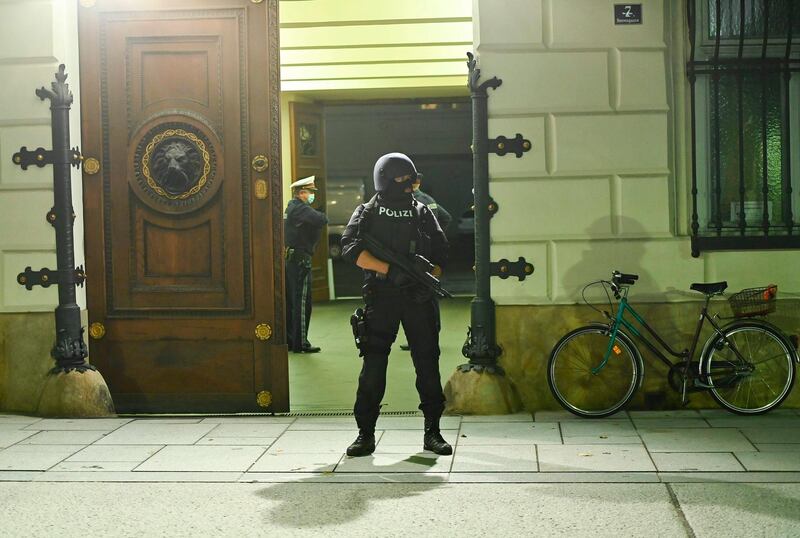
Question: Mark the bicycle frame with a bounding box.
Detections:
[593,286,733,375]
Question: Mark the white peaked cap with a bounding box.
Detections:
[290,176,317,190]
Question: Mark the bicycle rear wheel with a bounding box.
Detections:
[547,324,643,418]
[702,322,796,415]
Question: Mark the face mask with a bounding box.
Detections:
[307,193,315,204]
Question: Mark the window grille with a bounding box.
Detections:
[687,0,800,256]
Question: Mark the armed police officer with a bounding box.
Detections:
[284,176,327,353]
[341,152,452,457]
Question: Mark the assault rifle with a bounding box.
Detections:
[361,232,452,299]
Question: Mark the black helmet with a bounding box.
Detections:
[373,152,417,200]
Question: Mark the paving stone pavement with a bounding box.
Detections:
[2,410,800,536]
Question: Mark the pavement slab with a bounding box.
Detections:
[739,427,800,444]
[650,452,745,472]
[196,436,278,446]
[451,445,538,472]
[734,451,800,471]
[205,423,290,438]
[0,429,37,448]
[199,416,296,424]
[537,444,656,472]
[461,413,533,422]
[95,422,217,445]
[135,445,267,472]
[19,430,108,445]
[560,420,642,444]
[0,444,85,471]
[22,418,133,431]
[671,483,800,536]
[66,445,163,462]
[753,443,800,452]
[50,461,140,472]
[457,422,562,445]
[250,452,343,473]
[632,418,711,429]
[534,410,630,422]
[268,430,372,454]
[640,427,756,452]
[335,453,453,473]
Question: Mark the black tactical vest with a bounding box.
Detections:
[360,194,430,260]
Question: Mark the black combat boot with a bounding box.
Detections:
[423,417,452,455]
[346,430,376,457]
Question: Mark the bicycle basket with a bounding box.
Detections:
[728,285,777,318]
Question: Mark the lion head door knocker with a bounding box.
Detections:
[132,122,218,213]
[143,128,210,199]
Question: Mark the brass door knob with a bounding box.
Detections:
[88,322,106,339]
[251,155,269,172]
[255,323,272,341]
[83,157,100,175]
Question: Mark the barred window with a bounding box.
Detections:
[688,0,800,256]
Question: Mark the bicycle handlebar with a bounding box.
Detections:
[612,270,639,286]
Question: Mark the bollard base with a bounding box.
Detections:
[443,367,522,415]
[36,368,116,418]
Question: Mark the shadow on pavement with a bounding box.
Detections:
[255,457,446,529]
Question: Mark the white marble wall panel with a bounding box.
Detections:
[0,1,56,62]
[474,0,543,51]
[488,117,547,178]
[1,250,58,311]
[0,191,55,247]
[553,113,669,175]
[617,50,669,112]
[479,51,611,115]
[0,125,52,188]
[491,177,612,240]
[490,241,549,304]
[618,175,672,235]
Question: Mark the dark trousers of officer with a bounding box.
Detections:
[354,290,445,432]
[285,258,312,351]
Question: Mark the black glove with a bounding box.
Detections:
[386,265,415,289]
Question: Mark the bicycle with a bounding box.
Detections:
[547,271,798,418]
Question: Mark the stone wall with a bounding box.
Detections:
[496,300,800,413]
[471,0,800,412]
[0,0,83,412]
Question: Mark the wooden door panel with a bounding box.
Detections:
[289,102,329,302]
[103,340,254,393]
[79,0,287,413]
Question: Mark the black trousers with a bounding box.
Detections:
[354,290,445,432]
[285,259,312,351]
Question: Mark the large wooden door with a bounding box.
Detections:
[289,101,329,302]
[79,0,287,413]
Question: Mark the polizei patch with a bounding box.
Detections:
[377,206,414,218]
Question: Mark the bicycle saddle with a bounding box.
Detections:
[690,281,728,295]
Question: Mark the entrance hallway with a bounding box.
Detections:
[290,297,470,412]
[2,411,800,535]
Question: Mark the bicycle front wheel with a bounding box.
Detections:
[702,322,796,415]
[548,324,643,418]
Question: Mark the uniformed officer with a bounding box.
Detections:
[341,152,452,457]
[284,176,327,353]
[412,173,452,232]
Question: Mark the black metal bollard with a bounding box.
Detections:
[459,52,534,376]
[12,64,91,374]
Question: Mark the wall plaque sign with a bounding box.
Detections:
[614,4,642,24]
